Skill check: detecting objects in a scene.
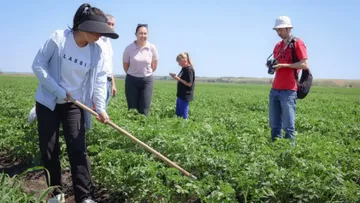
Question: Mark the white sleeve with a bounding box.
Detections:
[92,50,108,116]
[32,31,66,100]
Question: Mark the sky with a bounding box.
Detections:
[1,0,359,79]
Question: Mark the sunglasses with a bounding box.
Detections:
[137,23,148,28]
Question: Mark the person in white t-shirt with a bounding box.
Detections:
[27,15,117,121]
[30,3,119,203]
[97,14,116,109]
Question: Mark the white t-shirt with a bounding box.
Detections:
[57,33,91,104]
[98,37,113,77]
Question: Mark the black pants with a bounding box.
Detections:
[36,102,93,203]
[125,74,154,115]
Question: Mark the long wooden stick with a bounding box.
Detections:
[69,97,197,179]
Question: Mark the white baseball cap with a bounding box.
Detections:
[273,16,293,30]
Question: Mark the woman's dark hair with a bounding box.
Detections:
[71,3,106,31]
[135,23,148,34]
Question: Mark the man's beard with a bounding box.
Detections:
[278,34,289,40]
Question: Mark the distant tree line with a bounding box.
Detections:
[112,75,358,87]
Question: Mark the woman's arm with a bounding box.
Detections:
[176,77,192,87]
[122,46,130,73]
[32,31,67,100]
[173,69,194,87]
[151,45,159,72]
[123,62,130,73]
[151,60,158,72]
[93,52,108,119]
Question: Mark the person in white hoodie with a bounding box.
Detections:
[31,3,118,203]
[27,14,117,122]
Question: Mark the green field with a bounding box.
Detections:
[0,75,360,203]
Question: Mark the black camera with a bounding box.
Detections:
[267,59,278,75]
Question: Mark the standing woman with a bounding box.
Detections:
[122,24,159,115]
[32,3,118,203]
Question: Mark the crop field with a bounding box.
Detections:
[0,75,360,203]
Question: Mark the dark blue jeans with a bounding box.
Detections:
[269,89,297,145]
[176,97,189,119]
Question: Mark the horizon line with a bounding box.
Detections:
[0,71,359,81]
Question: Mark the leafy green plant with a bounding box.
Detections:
[1,76,360,202]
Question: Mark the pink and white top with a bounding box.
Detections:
[122,41,158,77]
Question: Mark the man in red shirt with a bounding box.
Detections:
[267,16,309,145]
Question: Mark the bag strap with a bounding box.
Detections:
[266,37,295,61]
[290,37,300,81]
